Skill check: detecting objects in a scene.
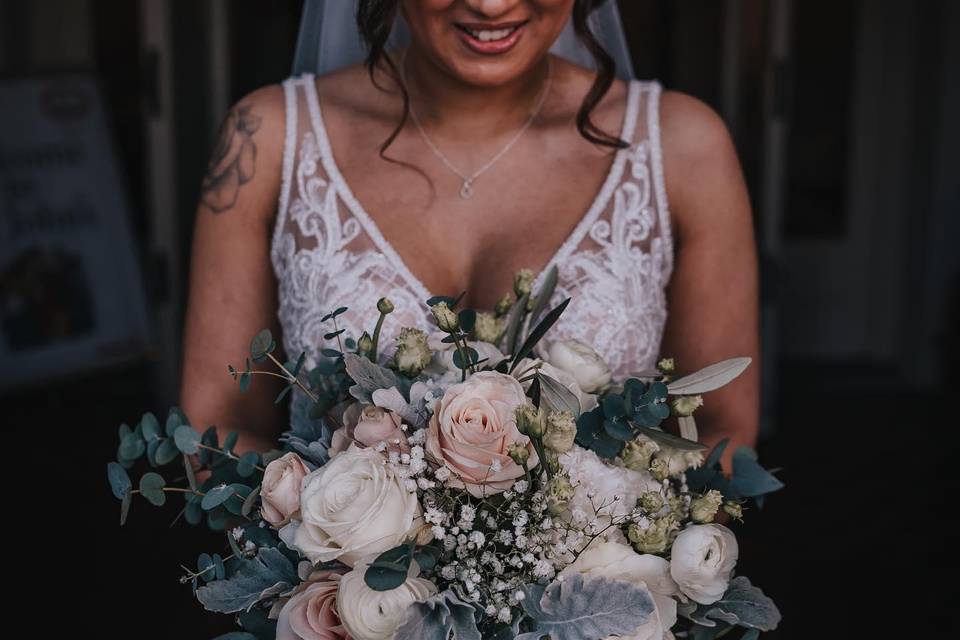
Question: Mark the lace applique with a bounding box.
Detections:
[271,75,673,381]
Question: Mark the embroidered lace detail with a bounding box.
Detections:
[271,75,673,381]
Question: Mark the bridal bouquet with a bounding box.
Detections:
[108,268,782,640]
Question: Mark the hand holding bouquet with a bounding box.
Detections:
[108,268,782,640]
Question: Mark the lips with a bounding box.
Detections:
[454,20,529,55]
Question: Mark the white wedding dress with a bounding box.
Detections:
[271,74,673,381]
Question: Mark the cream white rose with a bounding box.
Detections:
[261,452,311,527]
[547,339,612,393]
[560,540,679,640]
[670,524,739,604]
[279,446,421,567]
[337,559,436,640]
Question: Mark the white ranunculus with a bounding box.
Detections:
[670,524,739,605]
[279,445,421,567]
[547,339,612,393]
[337,559,436,640]
[560,540,679,640]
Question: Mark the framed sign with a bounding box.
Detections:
[0,74,151,389]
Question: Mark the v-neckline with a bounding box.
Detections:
[304,75,642,307]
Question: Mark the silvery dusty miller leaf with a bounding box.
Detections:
[196,547,297,613]
[517,574,654,640]
[342,353,401,403]
[687,576,781,631]
[395,589,481,640]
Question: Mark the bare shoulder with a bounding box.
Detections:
[658,90,749,232]
[199,84,285,218]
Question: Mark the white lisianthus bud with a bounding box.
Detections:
[513,269,535,298]
[546,340,611,393]
[507,442,530,466]
[638,491,665,513]
[515,404,546,438]
[542,410,576,453]
[670,395,704,417]
[723,501,744,522]
[473,311,503,344]
[628,515,679,554]
[657,357,676,374]
[649,457,670,482]
[394,327,432,377]
[690,490,724,523]
[621,437,659,471]
[377,297,395,314]
[431,302,459,332]
[494,292,514,317]
[545,475,575,515]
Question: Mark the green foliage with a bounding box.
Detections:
[365,543,415,591]
[395,590,482,640]
[139,472,166,506]
[510,298,571,372]
[686,441,784,505]
[685,577,781,632]
[202,485,236,511]
[196,547,297,614]
[249,329,276,363]
[107,462,131,499]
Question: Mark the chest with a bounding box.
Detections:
[325,116,619,310]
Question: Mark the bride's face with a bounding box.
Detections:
[401,0,573,86]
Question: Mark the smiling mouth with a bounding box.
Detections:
[455,21,528,43]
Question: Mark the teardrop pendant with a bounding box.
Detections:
[459,179,474,200]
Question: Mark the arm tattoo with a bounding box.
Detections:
[200,105,262,213]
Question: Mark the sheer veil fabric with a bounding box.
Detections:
[292,0,636,79]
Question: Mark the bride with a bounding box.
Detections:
[179,0,759,466]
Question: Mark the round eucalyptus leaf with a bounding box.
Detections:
[223,432,239,454]
[236,452,260,478]
[155,438,181,466]
[139,472,166,506]
[140,412,161,441]
[250,329,276,363]
[223,484,252,516]
[197,553,215,582]
[364,562,409,592]
[202,484,236,511]
[118,433,146,461]
[185,500,203,525]
[241,485,261,517]
[207,507,229,531]
[107,462,132,499]
[199,427,219,465]
[213,553,226,580]
[118,423,132,441]
[146,439,162,467]
[174,425,201,455]
[120,489,132,526]
[184,454,198,491]
[165,410,183,437]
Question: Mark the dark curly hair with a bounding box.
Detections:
[356,0,628,162]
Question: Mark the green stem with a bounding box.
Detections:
[370,311,387,362]
[266,352,318,403]
[197,443,267,473]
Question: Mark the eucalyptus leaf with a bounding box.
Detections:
[458,309,477,333]
[141,412,161,441]
[120,488,132,525]
[139,472,166,506]
[119,432,146,461]
[174,425,202,455]
[705,439,730,469]
[237,451,260,478]
[155,437,181,465]
[107,462,132,499]
[666,357,752,395]
[537,372,581,418]
[730,448,784,498]
[165,409,184,436]
[196,547,297,614]
[241,485,261,517]
[202,485,236,511]
[517,575,654,640]
[250,329,276,363]
[185,454,198,491]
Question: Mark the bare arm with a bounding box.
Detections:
[180,86,287,454]
[659,91,761,468]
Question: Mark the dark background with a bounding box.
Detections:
[2,0,958,638]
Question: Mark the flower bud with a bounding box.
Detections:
[690,490,724,524]
[542,410,576,453]
[627,516,678,554]
[377,297,395,314]
[474,312,503,344]
[513,269,534,298]
[668,494,689,519]
[515,405,546,439]
[394,327,432,377]
[649,457,670,482]
[431,302,459,332]
[621,437,659,471]
[657,357,676,374]
[723,501,744,522]
[494,292,514,317]
[670,395,704,417]
[507,442,530,467]
[637,491,664,513]
[545,475,575,515]
[357,331,374,355]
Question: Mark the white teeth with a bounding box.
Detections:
[467,27,517,42]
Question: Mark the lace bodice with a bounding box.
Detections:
[271,74,674,381]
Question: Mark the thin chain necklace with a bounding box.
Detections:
[400,50,553,200]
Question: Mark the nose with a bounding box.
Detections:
[462,0,523,18]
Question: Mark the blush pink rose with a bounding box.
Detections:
[276,568,349,640]
[426,371,539,497]
[261,452,311,527]
[329,404,408,457]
